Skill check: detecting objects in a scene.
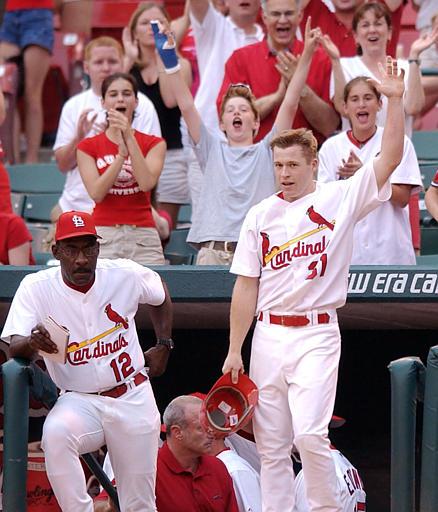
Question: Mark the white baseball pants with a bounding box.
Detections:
[41,380,160,511]
[250,319,342,512]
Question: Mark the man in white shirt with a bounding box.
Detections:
[53,36,160,221]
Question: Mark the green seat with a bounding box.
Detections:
[10,192,25,216]
[6,163,65,193]
[33,252,55,265]
[26,224,49,253]
[177,204,192,226]
[164,229,197,265]
[412,131,438,164]
[420,226,438,255]
[420,164,437,189]
[23,193,59,223]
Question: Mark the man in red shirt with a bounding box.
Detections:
[157,395,238,512]
[94,395,238,512]
[217,0,340,144]
[299,0,404,57]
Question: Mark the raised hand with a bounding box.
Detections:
[409,24,438,60]
[150,20,180,73]
[122,27,139,63]
[302,16,321,56]
[320,33,340,61]
[107,109,130,156]
[368,57,405,99]
[77,108,98,140]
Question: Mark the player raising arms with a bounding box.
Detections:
[222,59,405,512]
[152,18,322,265]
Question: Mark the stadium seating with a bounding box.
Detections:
[412,131,438,164]
[6,163,65,194]
[164,228,197,265]
[10,192,25,216]
[177,203,192,228]
[26,224,50,254]
[22,193,59,224]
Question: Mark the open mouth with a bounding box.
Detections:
[356,112,369,122]
[367,36,379,42]
[116,107,127,113]
[232,118,243,127]
[239,1,250,7]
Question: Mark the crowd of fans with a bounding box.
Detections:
[0,0,438,267]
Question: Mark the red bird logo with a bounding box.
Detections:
[104,304,129,329]
[306,206,334,231]
[260,232,270,266]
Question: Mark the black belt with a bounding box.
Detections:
[201,241,237,251]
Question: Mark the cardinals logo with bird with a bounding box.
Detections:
[260,205,335,267]
[105,304,129,329]
[306,206,335,231]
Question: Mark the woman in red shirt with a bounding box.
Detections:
[77,72,166,264]
[0,212,34,265]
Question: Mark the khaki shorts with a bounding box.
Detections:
[97,225,165,265]
[196,242,235,265]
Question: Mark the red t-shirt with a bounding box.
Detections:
[217,39,332,144]
[179,28,200,97]
[0,162,12,214]
[77,131,163,228]
[300,0,402,58]
[6,0,54,10]
[156,442,239,512]
[0,213,34,265]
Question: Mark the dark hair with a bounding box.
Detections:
[101,72,139,99]
[352,2,391,56]
[343,76,381,103]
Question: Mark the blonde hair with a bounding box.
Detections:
[84,36,123,62]
[270,128,318,163]
[128,2,171,66]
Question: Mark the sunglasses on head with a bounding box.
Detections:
[228,83,252,93]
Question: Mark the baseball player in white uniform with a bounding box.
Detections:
[1,211,173,512]
[211,435,262,512]
[222,58,405,512]
[293,448,366,512]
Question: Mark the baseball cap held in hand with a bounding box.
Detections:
[55,211,101,241]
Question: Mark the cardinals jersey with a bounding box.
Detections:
[318,128,422,265]
[293,449,366,512]
[1,259,165,392]
[230,161,390,314]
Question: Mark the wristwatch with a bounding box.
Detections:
[156,338,174,350]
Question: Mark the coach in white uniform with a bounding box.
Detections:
[222,59,406,512]
[1,211,173,512]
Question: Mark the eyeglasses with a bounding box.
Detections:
[228,83,252,93]
[265,10,296,20]
[58,244,99,258]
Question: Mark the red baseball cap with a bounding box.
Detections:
[55,211,101,241]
